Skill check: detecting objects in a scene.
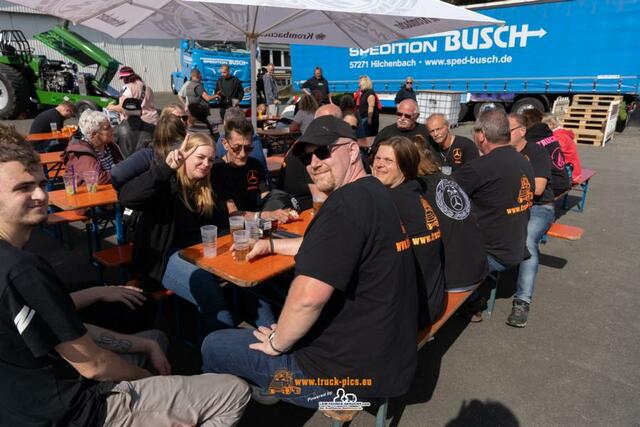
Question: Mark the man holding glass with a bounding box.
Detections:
[202,116,419,412]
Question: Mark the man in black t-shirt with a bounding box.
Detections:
[373,99,436,153]
[0,125,250,426]
[29,101,75,135]
[301,66,331,104]
[506,113,556,328]
[213,118,294,224]
[202,116,418,408]
[427,113,479,173]
[452,110,534,321]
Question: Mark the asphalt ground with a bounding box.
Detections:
[6,94,640,426]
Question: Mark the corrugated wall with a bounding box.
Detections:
[0,6,180,92]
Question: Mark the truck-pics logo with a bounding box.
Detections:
[349,24,547,56]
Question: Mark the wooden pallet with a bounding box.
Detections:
[573,130,604,146]
[561,95,621,147]
[573,94,622,108]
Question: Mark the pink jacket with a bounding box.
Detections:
[553,128,582,182]
[63,138,124,185]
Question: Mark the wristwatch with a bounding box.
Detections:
[268,331,285,354]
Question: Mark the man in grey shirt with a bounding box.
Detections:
[262,63,280,111]
[178,68,216,107]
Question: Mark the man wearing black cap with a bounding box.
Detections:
[202,115,418,412]
[114,98,156,158]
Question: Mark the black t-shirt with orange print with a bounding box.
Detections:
[452,145,534,267]
[435,135,479,172]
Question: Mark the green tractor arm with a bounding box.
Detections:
[34,22,119,95]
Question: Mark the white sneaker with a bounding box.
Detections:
[250,384,281,405]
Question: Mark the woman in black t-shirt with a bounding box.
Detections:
[371,136,445,326]
[355,75,380,138]
[118,133,274,332]
[371,136,488,327]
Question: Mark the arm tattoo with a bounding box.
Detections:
[97,332,133,352]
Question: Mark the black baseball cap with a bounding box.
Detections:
[122,97,142,112]
[293,115,356,155]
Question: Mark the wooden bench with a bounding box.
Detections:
[546,223,584,241]
[327,284,480,426]
[46,210,90,248]
[562,168,596,212]
[93,243,133,282]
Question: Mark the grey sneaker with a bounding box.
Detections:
[506,299,530,328]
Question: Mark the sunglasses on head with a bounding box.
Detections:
[228,144,254,154]
[298,142,350,166]
[396,112,414,120]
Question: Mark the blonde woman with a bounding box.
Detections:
[355,75,380,137]
[118,133,275,332]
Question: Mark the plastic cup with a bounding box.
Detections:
[49,122,58,133]
[229,216,245,234]
[233,230,251,262]
[200,225,218,258]
[62,173,75,195]
[441,165,452,176]
[83,171,98,193]
[244,218,261,240]
[312,194,327,215]
[263,148,268,159]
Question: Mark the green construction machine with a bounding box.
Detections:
[0,22,120,119]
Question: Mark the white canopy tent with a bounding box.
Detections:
[8,0,500,126]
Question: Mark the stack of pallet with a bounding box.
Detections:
[560,94,622,147]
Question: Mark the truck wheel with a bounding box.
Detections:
[511,97,544,115]
[0,63,30,119]
[473,102,505,119]
[458,103,470,122]
[171,76,178,94]
[75,99,99,117]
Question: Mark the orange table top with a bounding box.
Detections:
[27,126,77,142]
[39,151,64,166]
[179,209,314,287]
[48,184,118,210]
[257,127,296,137]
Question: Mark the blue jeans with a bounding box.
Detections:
[515,203,555,304]
[201,329,332,409]
[162,251,276,332]
[487,254,509,273]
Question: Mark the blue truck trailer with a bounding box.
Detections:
[171,39,251,106]
[290,0,639,119]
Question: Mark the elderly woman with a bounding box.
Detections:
[371,136,487,327]
[355,75,380,137]
[63,110,123,185]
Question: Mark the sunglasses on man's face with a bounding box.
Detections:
[298,142,350,166]
[228,144,254,154]
[396,112,415,120]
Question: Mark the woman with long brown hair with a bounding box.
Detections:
[371,136,487,327]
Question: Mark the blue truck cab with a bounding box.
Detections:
[171,39,251,106]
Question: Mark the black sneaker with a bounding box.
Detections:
[506,299,530,328]
[460,297,487,323]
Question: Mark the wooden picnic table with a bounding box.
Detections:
[39,151,65,181]
[179,209,314,287]
[27,126,77,142]
[267,155,285,175]
[48,184,125,246]
[257,127,297,138]
[39,151,64,166]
